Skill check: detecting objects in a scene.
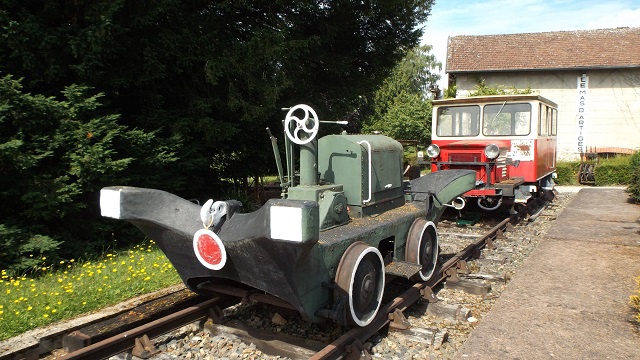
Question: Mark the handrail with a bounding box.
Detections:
[358,140,372,204]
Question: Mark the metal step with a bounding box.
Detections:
[385,261,422,279]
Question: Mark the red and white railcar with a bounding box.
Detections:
[424,95,557,211]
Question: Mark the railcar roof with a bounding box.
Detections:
[433,94,558,108]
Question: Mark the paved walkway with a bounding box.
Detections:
[455,187,640,359]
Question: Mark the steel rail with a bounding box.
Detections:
[58,296,236,360]
[58,210,527,360]
[311,212,521,360]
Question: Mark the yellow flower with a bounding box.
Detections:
[27,306,32,311]
[43,314,48,318]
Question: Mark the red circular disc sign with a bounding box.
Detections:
[193,229,227,270]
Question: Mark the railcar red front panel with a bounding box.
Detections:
[431,138,556,188]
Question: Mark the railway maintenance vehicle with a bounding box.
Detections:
[100,105,476,327]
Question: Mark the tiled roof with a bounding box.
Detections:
[446,27,640,72]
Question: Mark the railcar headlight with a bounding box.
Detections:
[484,144,500,159]
[426,144,440,158]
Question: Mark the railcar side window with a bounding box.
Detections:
[436,106,480,137]
[539,104,549,136]
[551,108,557,135]
[482,103,531,136]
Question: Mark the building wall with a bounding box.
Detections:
[450,69,640,160]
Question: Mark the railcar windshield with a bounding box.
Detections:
[482,103,531,136]
[436,105,480,136]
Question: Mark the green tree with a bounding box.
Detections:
[363,44,441,143]
[0,1,437,269]
[0,75,177,273]
[1,1,435,197]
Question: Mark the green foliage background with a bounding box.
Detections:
[362,44,441,144]
[629,152,640,202]
[0,0,437,272]
[0,76,178,272]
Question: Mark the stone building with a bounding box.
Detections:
[445,27,640,160]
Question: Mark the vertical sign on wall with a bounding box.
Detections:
[576,73,588,153]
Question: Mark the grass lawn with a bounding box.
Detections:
[0,240,181,340]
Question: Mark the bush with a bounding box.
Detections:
[594,156,633,186]
[0,75,179,274]
[630,276,640,327]
[628,152,640,202]
[555,161,581,185]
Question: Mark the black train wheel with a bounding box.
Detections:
[334,242,385,327]
[405,218,439,282]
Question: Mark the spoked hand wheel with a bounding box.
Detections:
[284,104,319,145]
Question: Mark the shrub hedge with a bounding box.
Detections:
[555,161,581,185]
[628,152,640,202]
[594,156,634,186]
[556,153,640,203]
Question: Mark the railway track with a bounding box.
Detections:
[5,193,574,360]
